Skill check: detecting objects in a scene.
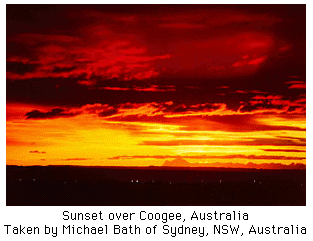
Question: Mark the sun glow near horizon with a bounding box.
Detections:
[6,5,305,168]
[6,104,306,167]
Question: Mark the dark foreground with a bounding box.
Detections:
[7,165,306,206]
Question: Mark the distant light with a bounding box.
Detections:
[18,178,22,182]
[33,179,36,182]
[131,180,133,183]
[136,180,138,183]
[219,180,222,184]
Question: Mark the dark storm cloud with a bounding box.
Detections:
[25,108,80,119]
[98,108,119,117]
[6,4,305,115]
[7,62,38,75]
[52,66,77,73]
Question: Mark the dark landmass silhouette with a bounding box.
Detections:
[162,157,306,169]
[6,165,305,206]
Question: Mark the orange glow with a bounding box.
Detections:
[7,5,305,169]
[7,102,305,167]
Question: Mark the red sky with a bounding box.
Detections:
[6,4,306,167]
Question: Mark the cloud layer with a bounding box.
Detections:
[7,5,306,167]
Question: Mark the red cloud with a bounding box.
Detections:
[109,154,305,161]
[139,138,305,147]
[239,94,305,114]
[247,56,267,66]
[285,80,306,89]
[158,8,279,29]
[164,32,274,78]
[7,7,286,83]
[159,23,206,29]
[261,149,305,153]
[63,158,92,161]
[100,85,175,92]
[288,84,306,89]
[7,32,171,82]
[29,150,46,154]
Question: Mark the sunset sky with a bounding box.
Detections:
[6,4,306,167]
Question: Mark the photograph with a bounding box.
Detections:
[6,4,306,206]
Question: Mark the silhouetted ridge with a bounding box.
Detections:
[162,158,305,169]
[163,157,190,167]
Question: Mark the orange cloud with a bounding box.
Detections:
[63,158,92,161]
[6,5,305,169]
[29,150,46,154]
[109,154,305,161]
[140,137,305,147]
[261,149,305,153]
